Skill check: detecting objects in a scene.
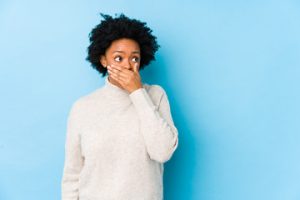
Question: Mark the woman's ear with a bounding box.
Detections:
[100,55,107,68]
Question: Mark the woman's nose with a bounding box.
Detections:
[123,65,131,69]
[123,60,132,70]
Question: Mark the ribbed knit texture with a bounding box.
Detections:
[61,76,179,200]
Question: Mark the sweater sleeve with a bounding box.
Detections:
[61,101,84,200]
[129,86,179,163]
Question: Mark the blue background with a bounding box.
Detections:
[0,0,299,199]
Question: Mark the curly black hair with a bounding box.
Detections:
[86,13,160,77]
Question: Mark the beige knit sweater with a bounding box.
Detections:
[61,76,179,200]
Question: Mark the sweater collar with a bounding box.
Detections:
[104,76,130,96]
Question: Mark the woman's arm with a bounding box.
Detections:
[129,85,179,163]
[61,101,84,200]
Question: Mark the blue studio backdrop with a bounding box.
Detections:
[0,0,299,199]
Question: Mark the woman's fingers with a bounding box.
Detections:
[108,65,127,83]
[107,63,141,89]
[108,65,131,77]
[133,63,139,74]
[109,70,126,83]
[107,65,127,78]
[107,63,142,93]
[109,72,124,83]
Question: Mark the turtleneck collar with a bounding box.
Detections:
[104,76,130,96]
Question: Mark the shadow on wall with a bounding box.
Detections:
[142,52,200,200]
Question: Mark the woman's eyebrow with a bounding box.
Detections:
[113,50,124,53]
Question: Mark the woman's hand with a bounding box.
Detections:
[107,63,143,93]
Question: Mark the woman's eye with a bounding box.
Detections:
[132,57,140,62]
[114,56,122,62]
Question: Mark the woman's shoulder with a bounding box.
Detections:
[142,82,167,102]
[143,82,166,96]
[69,87,105,110]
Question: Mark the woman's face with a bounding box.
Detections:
[100,38,141,72]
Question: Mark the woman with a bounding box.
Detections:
[61,13,179,200]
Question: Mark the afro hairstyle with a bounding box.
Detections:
[86,13,160,77]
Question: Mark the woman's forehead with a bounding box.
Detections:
[108,38,140,53]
